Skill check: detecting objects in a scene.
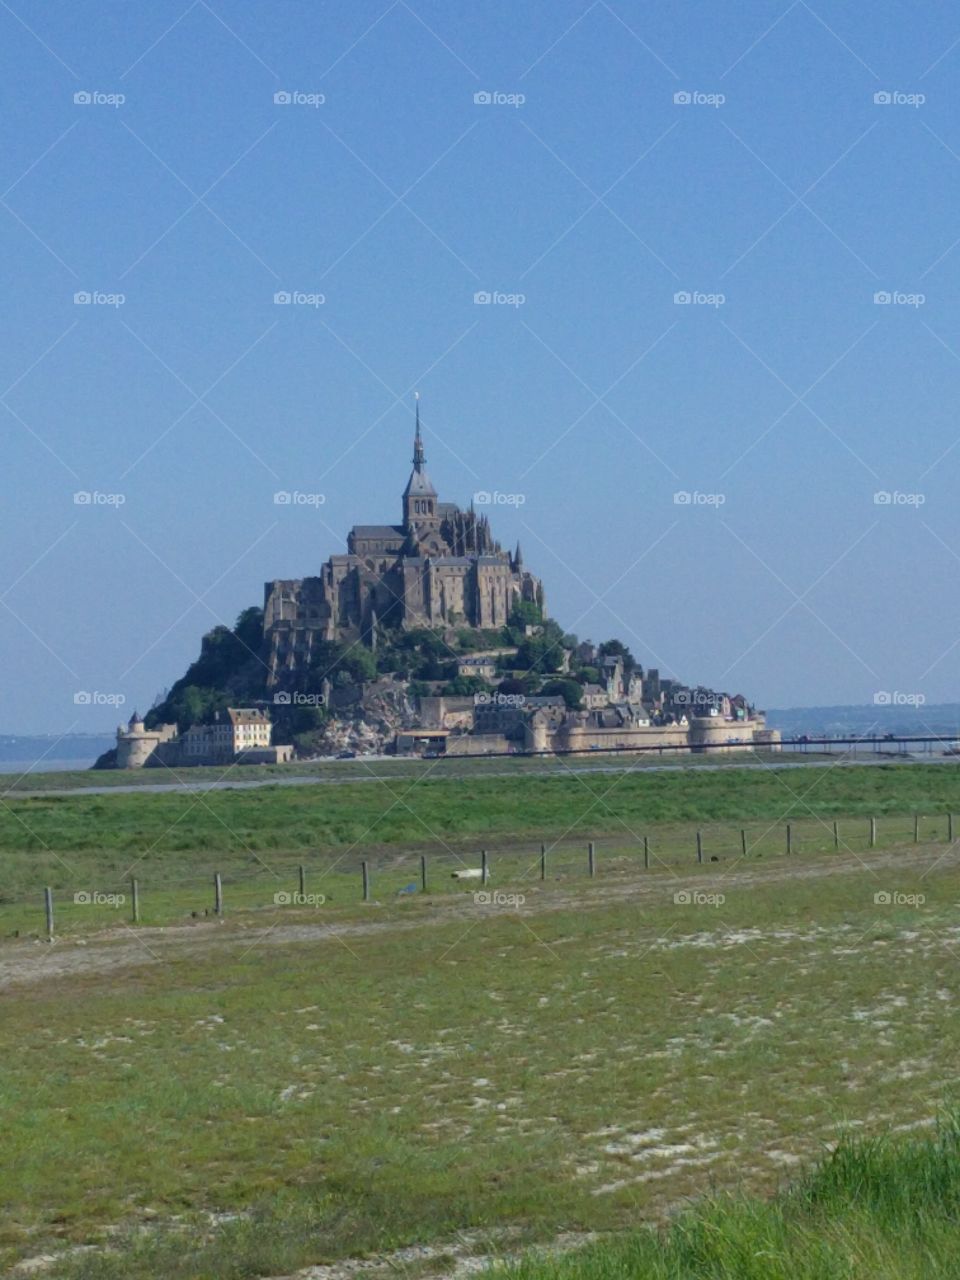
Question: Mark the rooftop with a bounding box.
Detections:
[350,525,404,539]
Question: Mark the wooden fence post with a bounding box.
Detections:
[214,872,223,917]
[44,887,53,941]
[914,814,920,844]
[740,828,747,857]
[420,854,428,893]
[540,843,546,881]
[833,820,839,850]
[950,814,955,844]
[361,860,370,902]
[131,877,140,924]
[481,850,489,885]
[588,841,596,877]
[786,823,793,855]
[696,831,703,864]
[643,836,649,870]
[298,864,306,900]
[869,817,876,849]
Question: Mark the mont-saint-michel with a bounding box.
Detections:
[106,401,778,769]
[263,397,545,672]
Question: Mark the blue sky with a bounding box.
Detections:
[2,0,960,733]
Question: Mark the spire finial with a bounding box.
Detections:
[413,392,425,469]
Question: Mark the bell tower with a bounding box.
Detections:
[402,393,439,533]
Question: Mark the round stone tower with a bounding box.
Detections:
[116,712,158,769]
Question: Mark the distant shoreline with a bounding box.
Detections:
[0,757,101,775]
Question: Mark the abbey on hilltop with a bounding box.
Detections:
[100,395,779,770]
[263,398,544,686]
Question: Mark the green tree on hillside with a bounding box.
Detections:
[599,638,636,672]
[509,600,542,628]
[540,678,584,709]
[146,608,265,731]
[441,675,492,697]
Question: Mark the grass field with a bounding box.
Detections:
[3,760,960,1277]
[503,1118,960,1279]
[2,759,960,938]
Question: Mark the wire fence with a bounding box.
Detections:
[2,809,956,942]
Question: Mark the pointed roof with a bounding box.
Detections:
[413,391,424,467]
[403,392,437,499]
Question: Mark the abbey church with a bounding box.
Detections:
[263,401,544,685]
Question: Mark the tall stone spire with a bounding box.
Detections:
[412,391,425,470]
[402,391,438,531]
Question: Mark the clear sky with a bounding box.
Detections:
[2,0,959,733]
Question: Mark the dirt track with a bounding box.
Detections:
[2,843,954,991]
